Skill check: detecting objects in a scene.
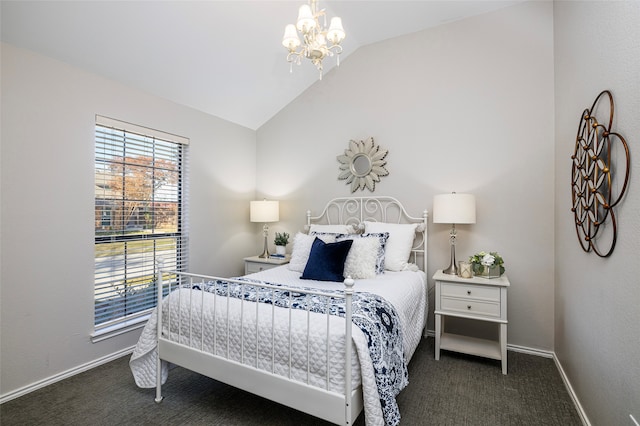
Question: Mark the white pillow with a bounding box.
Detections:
[308,224,356,235]
[337,232,389,274]
[288,232,336,272]
[363,222,418,271]
[338,236,380,279]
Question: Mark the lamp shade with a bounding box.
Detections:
[433,193,476,224]
[282,24,301,50]
[327,17,345,44]
[250,200,279,223]
[296,4,316,33]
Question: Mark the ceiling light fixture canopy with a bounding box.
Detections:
[282,0,346,80]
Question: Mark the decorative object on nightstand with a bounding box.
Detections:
[469,251,505,278]
[433,193,476,275]
[250,200,279,258]
[433,270,510,374]
[458,261,473,278]
[274,232,290,256]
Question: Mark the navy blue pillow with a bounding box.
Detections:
[301,237,354,282]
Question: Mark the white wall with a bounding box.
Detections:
[258,1,555,350]
[0,43,256,397]
[5,3,637,423]
[554,2,640,424]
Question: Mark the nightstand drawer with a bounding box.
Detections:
[441,297,501,318]
[245,262,273,274]
[441,283,500,302]
[244,256,290,275]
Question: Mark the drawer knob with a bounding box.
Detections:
[467,305,472,310]
[467,290,471,295]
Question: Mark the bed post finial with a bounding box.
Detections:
[343,276,355,293]
[305,209,312,232]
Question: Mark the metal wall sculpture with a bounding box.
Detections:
[571,90,630,257]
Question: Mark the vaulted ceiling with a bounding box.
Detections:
[1,1,519,130]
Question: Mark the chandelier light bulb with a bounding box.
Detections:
[327,17,345,45]
[296,4,315,33]
[282,24,301,50]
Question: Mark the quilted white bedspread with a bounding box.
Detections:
[130,266,426,426]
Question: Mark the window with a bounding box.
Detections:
[93,116,189,340]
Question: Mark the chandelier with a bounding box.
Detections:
[282,0,346,80]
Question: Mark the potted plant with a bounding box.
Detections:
[273,232,290,256]
[469,251,505,278]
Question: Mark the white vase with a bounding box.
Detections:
[275,245,286,255]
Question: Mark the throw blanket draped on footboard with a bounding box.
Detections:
[207,279,409,426]
[130,278,409,426]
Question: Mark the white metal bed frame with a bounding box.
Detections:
[153,196,428,426]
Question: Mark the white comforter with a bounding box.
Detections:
[130,266,426,426]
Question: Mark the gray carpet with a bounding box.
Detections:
[0,337,582,425]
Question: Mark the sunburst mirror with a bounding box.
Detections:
[337,137,389,192]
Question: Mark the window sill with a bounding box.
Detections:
[91,314,150,343]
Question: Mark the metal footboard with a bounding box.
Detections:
[154,266,360,425]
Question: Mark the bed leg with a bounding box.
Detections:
[155,262,164,403]
[155,349,164,403]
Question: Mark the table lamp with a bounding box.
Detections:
[250,200,280,258]
[433,193,476,275]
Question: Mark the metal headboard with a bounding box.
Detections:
[306,196,428,273]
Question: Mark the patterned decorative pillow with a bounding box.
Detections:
[288,232,336,273]
[363,222,417,271]
[308,224,357,235]
[337,232,389,274]
[301,238,353,282]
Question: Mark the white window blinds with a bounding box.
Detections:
[94,116,189,334]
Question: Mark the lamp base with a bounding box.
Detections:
[258,230,269,258]
[442,230,458,275]
[442,263,457,275]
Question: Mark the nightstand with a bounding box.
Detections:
[244,255,290,274]
[433,269,510,374]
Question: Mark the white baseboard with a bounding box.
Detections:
[508,344,589,425]
[553,355,591,426]
[0,346,135,405]
[425,330,590,426]
[1,334,591,426]
[507,342,554,358]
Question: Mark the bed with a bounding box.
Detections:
[130,196,428,426]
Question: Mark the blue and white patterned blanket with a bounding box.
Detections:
[195,278,409,426]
